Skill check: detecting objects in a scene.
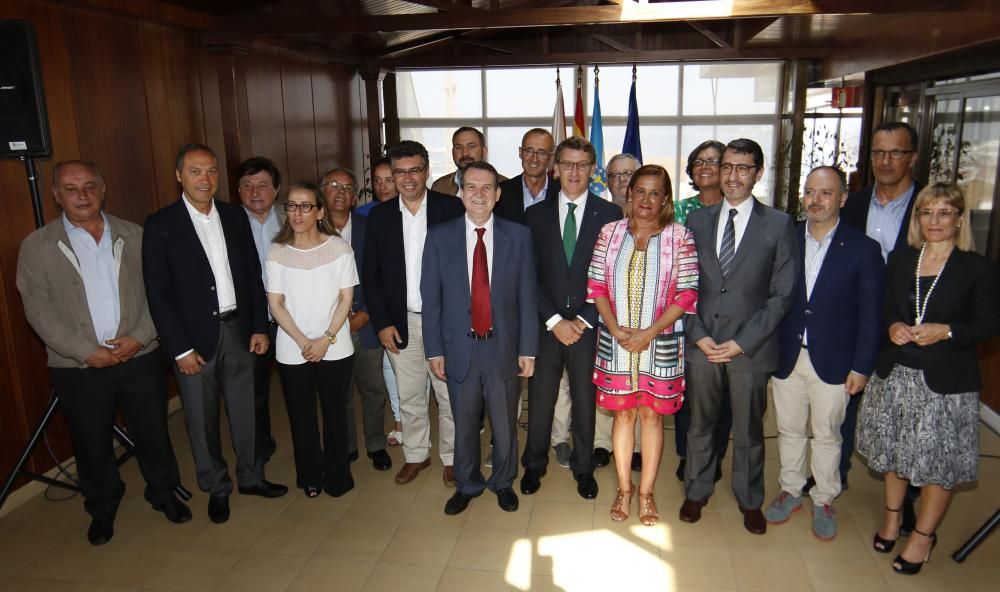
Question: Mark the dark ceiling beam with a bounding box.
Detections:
[376,45,827,69]
[572,26,632,52]
[57,0,214,30]
[686,21,732,48]
[457,38,517,54]
[733,17,780,47]
[401,0,477,11]
[219,1,966,36]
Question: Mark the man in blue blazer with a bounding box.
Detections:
[422,161,538,515]
[764,166,884,541]
[143,144,287,525]
[323,167,391,472]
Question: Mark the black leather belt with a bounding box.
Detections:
[218,309,238,322]
[469,329,495,340]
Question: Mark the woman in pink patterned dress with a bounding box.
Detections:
[587,164,698,525]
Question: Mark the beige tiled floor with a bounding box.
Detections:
[1,382,998,591]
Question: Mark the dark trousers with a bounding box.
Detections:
[685,361,769,510]
[448,339,521,496]
[522,329,597,475]
[252,322,278,465]
[347,333,388,455]
[839,391,861,478]
[675,387,733,459]
[174,318,261,496]
[277,356,355,496]
[51,352,181,519]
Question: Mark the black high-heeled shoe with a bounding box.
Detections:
[873,506,905,553]
[892,528,937,575]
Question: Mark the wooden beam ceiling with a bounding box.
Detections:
[219,0,966,36]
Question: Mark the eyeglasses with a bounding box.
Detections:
[321,181,356,194]
[519,147,552,160]
[557,161,593,172]
[719,163,758,177]
[692,159,720,168]
[917,208,959,220]
[392,166,427,177]
[607,170,634,181]
[284,201,319,212]
[871,149,915,161]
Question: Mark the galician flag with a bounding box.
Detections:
[588,72,607,196]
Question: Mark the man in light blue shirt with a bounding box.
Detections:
[237,156,284,464]
[17,160,188,545]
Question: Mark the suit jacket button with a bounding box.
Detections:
[210,286,216,291]
[212,311,218,316]
[796,333,803,340]
[721,288,727,293]
[804,309,812,315]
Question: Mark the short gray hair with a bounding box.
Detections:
[608,153,640,170]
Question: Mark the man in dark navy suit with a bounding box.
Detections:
[143,144,287,525]
[495,128,560,225]
[322,166,392,472]
[422,161,538,515]
[763,166,884,541]
[519,137,622,501]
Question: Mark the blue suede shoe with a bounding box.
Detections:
[764,491,802,524]
[812,504,837,541]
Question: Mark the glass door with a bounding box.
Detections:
[926,86,1000,257]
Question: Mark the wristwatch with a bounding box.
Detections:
[323,330,337,345]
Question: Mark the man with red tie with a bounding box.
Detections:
[421,161,539,515]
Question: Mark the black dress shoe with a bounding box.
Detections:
[520,468,545,495]
[238,479,288,498]
[153,495,192,524]
[349,450,359,462]
[496,488,519,512]
[87,515,114,545]
[593,448,611,468]
[675,458,685,481]
[632,452,643,472]
[368,449,392,471]
[575,472,599,499]
[208,496,230,524]
[444,492,475,515]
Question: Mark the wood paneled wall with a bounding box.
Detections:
[0,0,364,490]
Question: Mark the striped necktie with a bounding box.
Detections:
[719,208,737,277]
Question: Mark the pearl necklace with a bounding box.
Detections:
[914,241,947,325]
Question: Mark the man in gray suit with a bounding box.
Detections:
[422,161,538,515]
[679,138,798,535]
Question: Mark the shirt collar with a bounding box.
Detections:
[721,195,755,219]
[182,193,217,219]
[399,192,428,216]
[872,182,915,210]
[465,213,494,235]
[62,212,111,242]
[805,219,839,245]
[522,175,549,200]
[243,204,279,226]
[559,190,588,211]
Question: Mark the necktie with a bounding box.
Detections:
[471,227,491,335]
[562,202,578,264]
[719,208,737,277]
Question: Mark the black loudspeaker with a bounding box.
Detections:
[0,20,51,158]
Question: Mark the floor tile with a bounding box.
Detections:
[313,520,395,561]
[285,557,375,592]
[379,525,460,567]
[250,515,336,556]
[211,551,307,592]
[360,562,443,592]
[142,546,245,592]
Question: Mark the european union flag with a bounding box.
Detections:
[623,76,643,164]
[589,78,607,196]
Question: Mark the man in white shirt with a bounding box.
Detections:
[236,156,284,465]
[143,144,288,525]
[362,140,465,486]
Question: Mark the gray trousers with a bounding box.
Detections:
[684,361,769,510]
[174,318,262,496]
[347,332,389,454]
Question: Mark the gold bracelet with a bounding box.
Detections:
[323,330,337,345]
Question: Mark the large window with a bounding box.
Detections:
[395,62,783,204]
[800,87,863,194]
